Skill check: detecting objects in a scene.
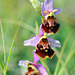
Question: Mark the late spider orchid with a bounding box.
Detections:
[24,26,61,59]
[41,0,62,17]
[18,0,62,75]
[40,0,62,34]
[35,35,55,59]
[18,51,48,75]
[24,33,60,59]
[24,32,61,48]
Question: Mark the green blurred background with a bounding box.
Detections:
[0,0,75,75]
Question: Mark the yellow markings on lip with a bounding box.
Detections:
[49,25,51,27]
[45,56,49,59]
[45,50,48,52]
[43,47,46,49]
[49,19,53,22]
[40,48,42,50]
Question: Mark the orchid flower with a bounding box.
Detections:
[24,25,61,59]
[18,50,48,75]
[24,33,60,59]
[41,0,62,17]
[40,0,62,34]
[35,35,55,59]
[41,17,60,34]
[24,31,61,48]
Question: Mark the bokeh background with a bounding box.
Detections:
[0,0,75,75]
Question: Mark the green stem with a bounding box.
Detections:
[40,57,51,75]
[0,61,4,73]
[54,33,71,75]
[58,50,75,75]
[35,21,39,34]
[4,17,23,75]
[41,16,44,21]
[0,19,6,75]
[54,48,69,75]
[0,71,3,75]
[70,63,75,75]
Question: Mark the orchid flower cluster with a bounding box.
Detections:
[18,0,62,75]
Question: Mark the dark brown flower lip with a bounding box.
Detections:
[35,42,55,59]
[42,17,60,34]
[25,64,41,75]
[47,15,54,22]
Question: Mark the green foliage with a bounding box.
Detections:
[58,50,75,75]
[35,21,39,34]
[54,33,71,75]
[30,0,41,15]
[0,0,75,75]
[40,57,51,75]
[0,61,4,73]
[4,18,23,75]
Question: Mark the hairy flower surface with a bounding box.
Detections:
[18,51,48,75]
[35,35,55,59]
[41,17,60,34]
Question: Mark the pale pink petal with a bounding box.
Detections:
[39,24,45,35]
[33,50,39,63]
[24,35,39,47]
[44,0,53,11]
[54,7,62,15]
[48,37,61,47]
[36,64,48,75]
[18,60,32,67]
[41,4,46,17]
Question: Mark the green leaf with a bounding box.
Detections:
[0,19,6,74]
[35,21,39,34]
[41,16,44,21]
[4,18,23,75]
[54,48,69,75]
[58,50,75,75]
[0,71,3,75]
[54,33,71,75]
[70,63,75,75]
[40,57,51,75]
[0,61,4,73]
